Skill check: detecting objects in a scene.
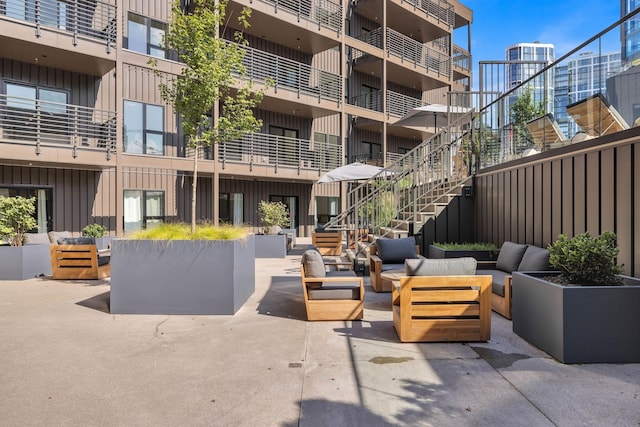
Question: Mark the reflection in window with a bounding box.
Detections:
[126,13,167,59]
[219,193,244,225]
[124,101,164,155]
[124,190,165,232]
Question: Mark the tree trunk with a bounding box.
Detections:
[191,149,198,234]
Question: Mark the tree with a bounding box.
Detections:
[0,196,37,246]
[151,0,265,233]
[509,86,545,151]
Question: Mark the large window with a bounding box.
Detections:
[124,101,164,155]
[123,190,164,232]
[127,13,167,58]
[0,186,52,233]
[315,196,338,227]
[219,193,244,226]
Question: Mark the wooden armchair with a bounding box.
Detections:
[300,249,364,321]
[311,231,343,256]
[369,237,423,292]
[50,244,110,280]
[393,258,491,342]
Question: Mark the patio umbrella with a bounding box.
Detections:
[392,104,472,132]
[317,162,390,183]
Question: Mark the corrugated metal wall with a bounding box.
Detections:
[474,130,640,276]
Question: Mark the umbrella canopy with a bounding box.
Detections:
[392,104,472,132]
[317,162,389,183]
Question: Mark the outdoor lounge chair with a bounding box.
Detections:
[566,93,629,137]
[369,237,423,292]
[526,113,567,149]
[50,237,110,280]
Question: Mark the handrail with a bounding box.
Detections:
[1,0,116,49]
[257,0,342,33]
[386,91,422,118]
[0,94,116,152]
[386,28,451,78]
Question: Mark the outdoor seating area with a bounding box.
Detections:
[50,242,111,280]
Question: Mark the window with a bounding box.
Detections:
[5,0,67,29]
[126,13,167,59]
[269,126,299,166]
[124,101,164,155]
[0,186,52,233]
[4,82,68,142]
[269,195,297,229]
[315,196,339,227]
[361,141,382,163]
[219,193,244,226]
[123,190,164,232]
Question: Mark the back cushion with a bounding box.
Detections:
[405,257,477,276]
[302,249,326,279]
[375,237,417,264]
[23,233,50,245]
[517,245,550,271]
[496,241,528,273]
[58,237,96,245]
[48,231,71,244]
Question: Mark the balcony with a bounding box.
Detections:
[227,0,341,54]
[386,91,422,119]
[233,42,342,117]
[218,132,342,177]
[0,94,116,164]
[0,0,117,75]
[452,44,471,79]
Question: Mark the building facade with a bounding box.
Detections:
[0,0,472,237]
[622,0,640,65]
[504,42,555,114]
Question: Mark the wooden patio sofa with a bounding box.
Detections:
[50,244,111,280]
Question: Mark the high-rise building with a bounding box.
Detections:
[621,0,640,65]
[0,0,473,237]
[555,51,622,135]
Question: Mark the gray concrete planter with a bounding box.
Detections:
[428,245,499,262]
[512,271,640,363]
[0,244,51,280]
[94,236,116,251]
[254,234,287,258]
[110,234,255,315]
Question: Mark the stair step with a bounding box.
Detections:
[378,227,409,239]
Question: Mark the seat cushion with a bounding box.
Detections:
[97,254,110,266]
[488,270,510,297]
[58,237,96,245]
[517,245,550,271]
[307,273,361,300]
[23,233,50,245]
[405,257,477,276]
[375,237,417,264]
[381,263,405,272]
[496,241,528,273]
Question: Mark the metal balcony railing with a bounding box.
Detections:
[237,43,342,103]
[386,91,422,118]
[355,28,383,49]
[0,94,116,152]
[402,0,454,27]
[1,0,117,49]
[218,132,342,171]
[453,45,470,72]
[351,91,382,112]
[386,28,451,78]
[257,0,342,33]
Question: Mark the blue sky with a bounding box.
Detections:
[456,0,622,87]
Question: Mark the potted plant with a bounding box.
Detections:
[512,231,640,363]
[428,242,499,262]
[0,196,51,280]
[254,201,290,258]
[110,223,255,315]
[82,223,113,251]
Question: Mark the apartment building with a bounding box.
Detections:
[0,0,472,237]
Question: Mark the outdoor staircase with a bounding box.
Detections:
[322,111,474,252]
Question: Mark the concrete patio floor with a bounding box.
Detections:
[1,239,639,426]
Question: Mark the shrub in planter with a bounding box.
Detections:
[258,201,290,235]
[547,231,623,285]
[0,196,37,246]
[82,223,108,238]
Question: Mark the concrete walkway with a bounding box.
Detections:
[1,239,639,426]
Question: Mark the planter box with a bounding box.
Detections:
[0,244,52,280]
[254,234,287,258]
[110,235,255,315]
[512,271,640,363]
[428,245,499,262]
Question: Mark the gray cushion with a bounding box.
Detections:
[381,263,405,272]
[375,237,417,264]
[496,241,528,273]
[487,270,510,297]
[58,237,96,245]
[405,257,477,276]
[517,245,550,271]
[302,249,326,279]
[97,255,111,266]
[23,233,50,245]
[48,231,71,244]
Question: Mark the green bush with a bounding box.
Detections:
[0,196,38,246]
[130,223,248,241]
[258,201,290,234]
[82,223,108,238]
[548,231,624,285]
